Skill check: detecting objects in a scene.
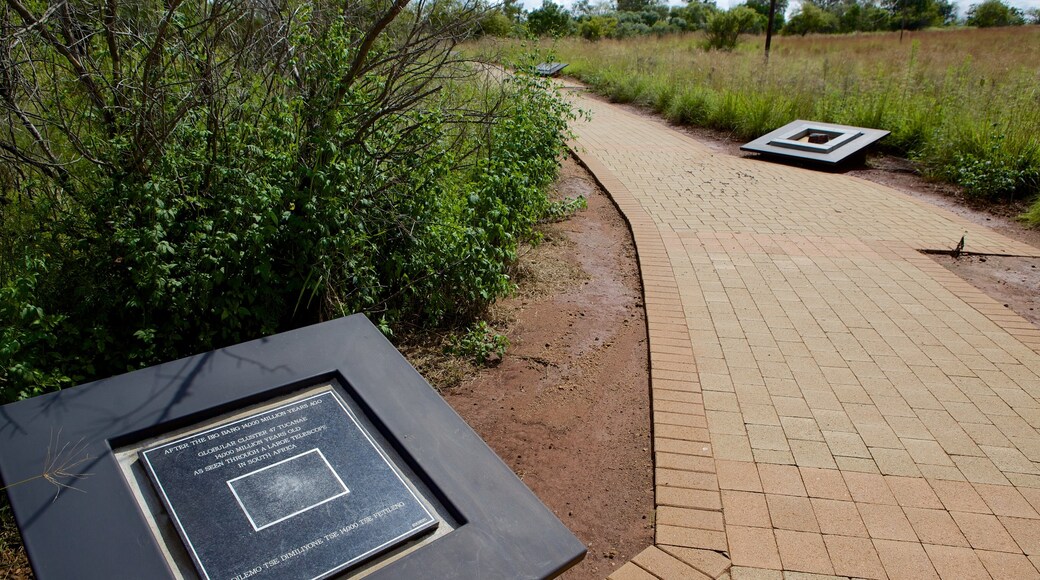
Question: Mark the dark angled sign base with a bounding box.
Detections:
[0,314,586,579]
[141,390,436,580]
[741,120,889,166]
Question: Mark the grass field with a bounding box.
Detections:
[472,27,1040,216]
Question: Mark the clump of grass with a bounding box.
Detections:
[468,28,1040,221]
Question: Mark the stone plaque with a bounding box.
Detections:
[140,390,437,580]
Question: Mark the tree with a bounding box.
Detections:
[966,0,1025,26]
[477,10,516,35]
[883,0,948,30]
[1027,7,1040,24]
[835,0,893,31]
[680,0,721,29]
[579,15,619,38]
[526,0,574,35]
[617,0,658,12]
[573,0,596,17]
[784,2,840,33]
[704,6,766,49]
[744,0,789,29]
[503,0,525,22]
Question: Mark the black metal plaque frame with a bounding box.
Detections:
[0,314,586,579]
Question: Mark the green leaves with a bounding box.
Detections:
[1,28,574,402]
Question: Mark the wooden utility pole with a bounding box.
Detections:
[765,0,778,60]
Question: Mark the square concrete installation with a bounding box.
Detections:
[741,120,889,165]
[0,314,585,579]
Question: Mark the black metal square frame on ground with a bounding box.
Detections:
[740,119,890,165]
[0,314,585,579]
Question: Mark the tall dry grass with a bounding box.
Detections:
[471,28,1040,216]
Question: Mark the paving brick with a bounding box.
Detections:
[922,544,991,580]
[659,468,719,491]
[834,456,881,474]
[952,455,1012,485]
[902,438,955,466]
[902,507,969,547]
[714,434,755,462]
[822,431,871,458]
[857,503,918,542]
[800,467,851,501]
[773,530,834,575]
[974,483,1040,518]
[1000,515,1040,555]
[660,546,732,578]
[950,510,1021,552]
[748,425,792,452]
[758,464,807,497]
[811,498,868,537]
[608,561,658,580]
[658,524,728,551]
[930,479,992,513]
[632,546,712,579]
[869,448,921,477]
[716,460,763,492]
[790,440,837,469]
[658,487,723,511]
[873,539,940,580]
[658,506,726,531]
[766,494,820,533]
[729,567,782,580]
[722,490,772,528]
[976,549,1040,580]
[728,526,782,570]
[843,471,897,505]
[885,476,944,509]
[823,535,886,579]
[780,417,825,442]
[659,452,717,473]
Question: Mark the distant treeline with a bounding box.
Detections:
[477,0,1039,42]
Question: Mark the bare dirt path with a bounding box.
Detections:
[442,157,654,579]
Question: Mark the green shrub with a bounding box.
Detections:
[966,0,1026,27]
[0,3,575,403]
[783,4,840,35]
[704,7,766,50]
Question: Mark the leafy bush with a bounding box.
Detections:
[704,7,766,50]
[0,2,575,403]
[966,0,1026,27]
[922,130,1040,201]
[784,3,841,35]
[580,16,619,40]
[527,1,575,36]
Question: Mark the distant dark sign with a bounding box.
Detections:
[536,62,568,77]
[141,390,437,580]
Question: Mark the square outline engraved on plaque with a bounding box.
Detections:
[227,448,350,531]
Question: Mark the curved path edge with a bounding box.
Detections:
[570,149,734,580]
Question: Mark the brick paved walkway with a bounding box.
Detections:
[565,89,1040,580]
